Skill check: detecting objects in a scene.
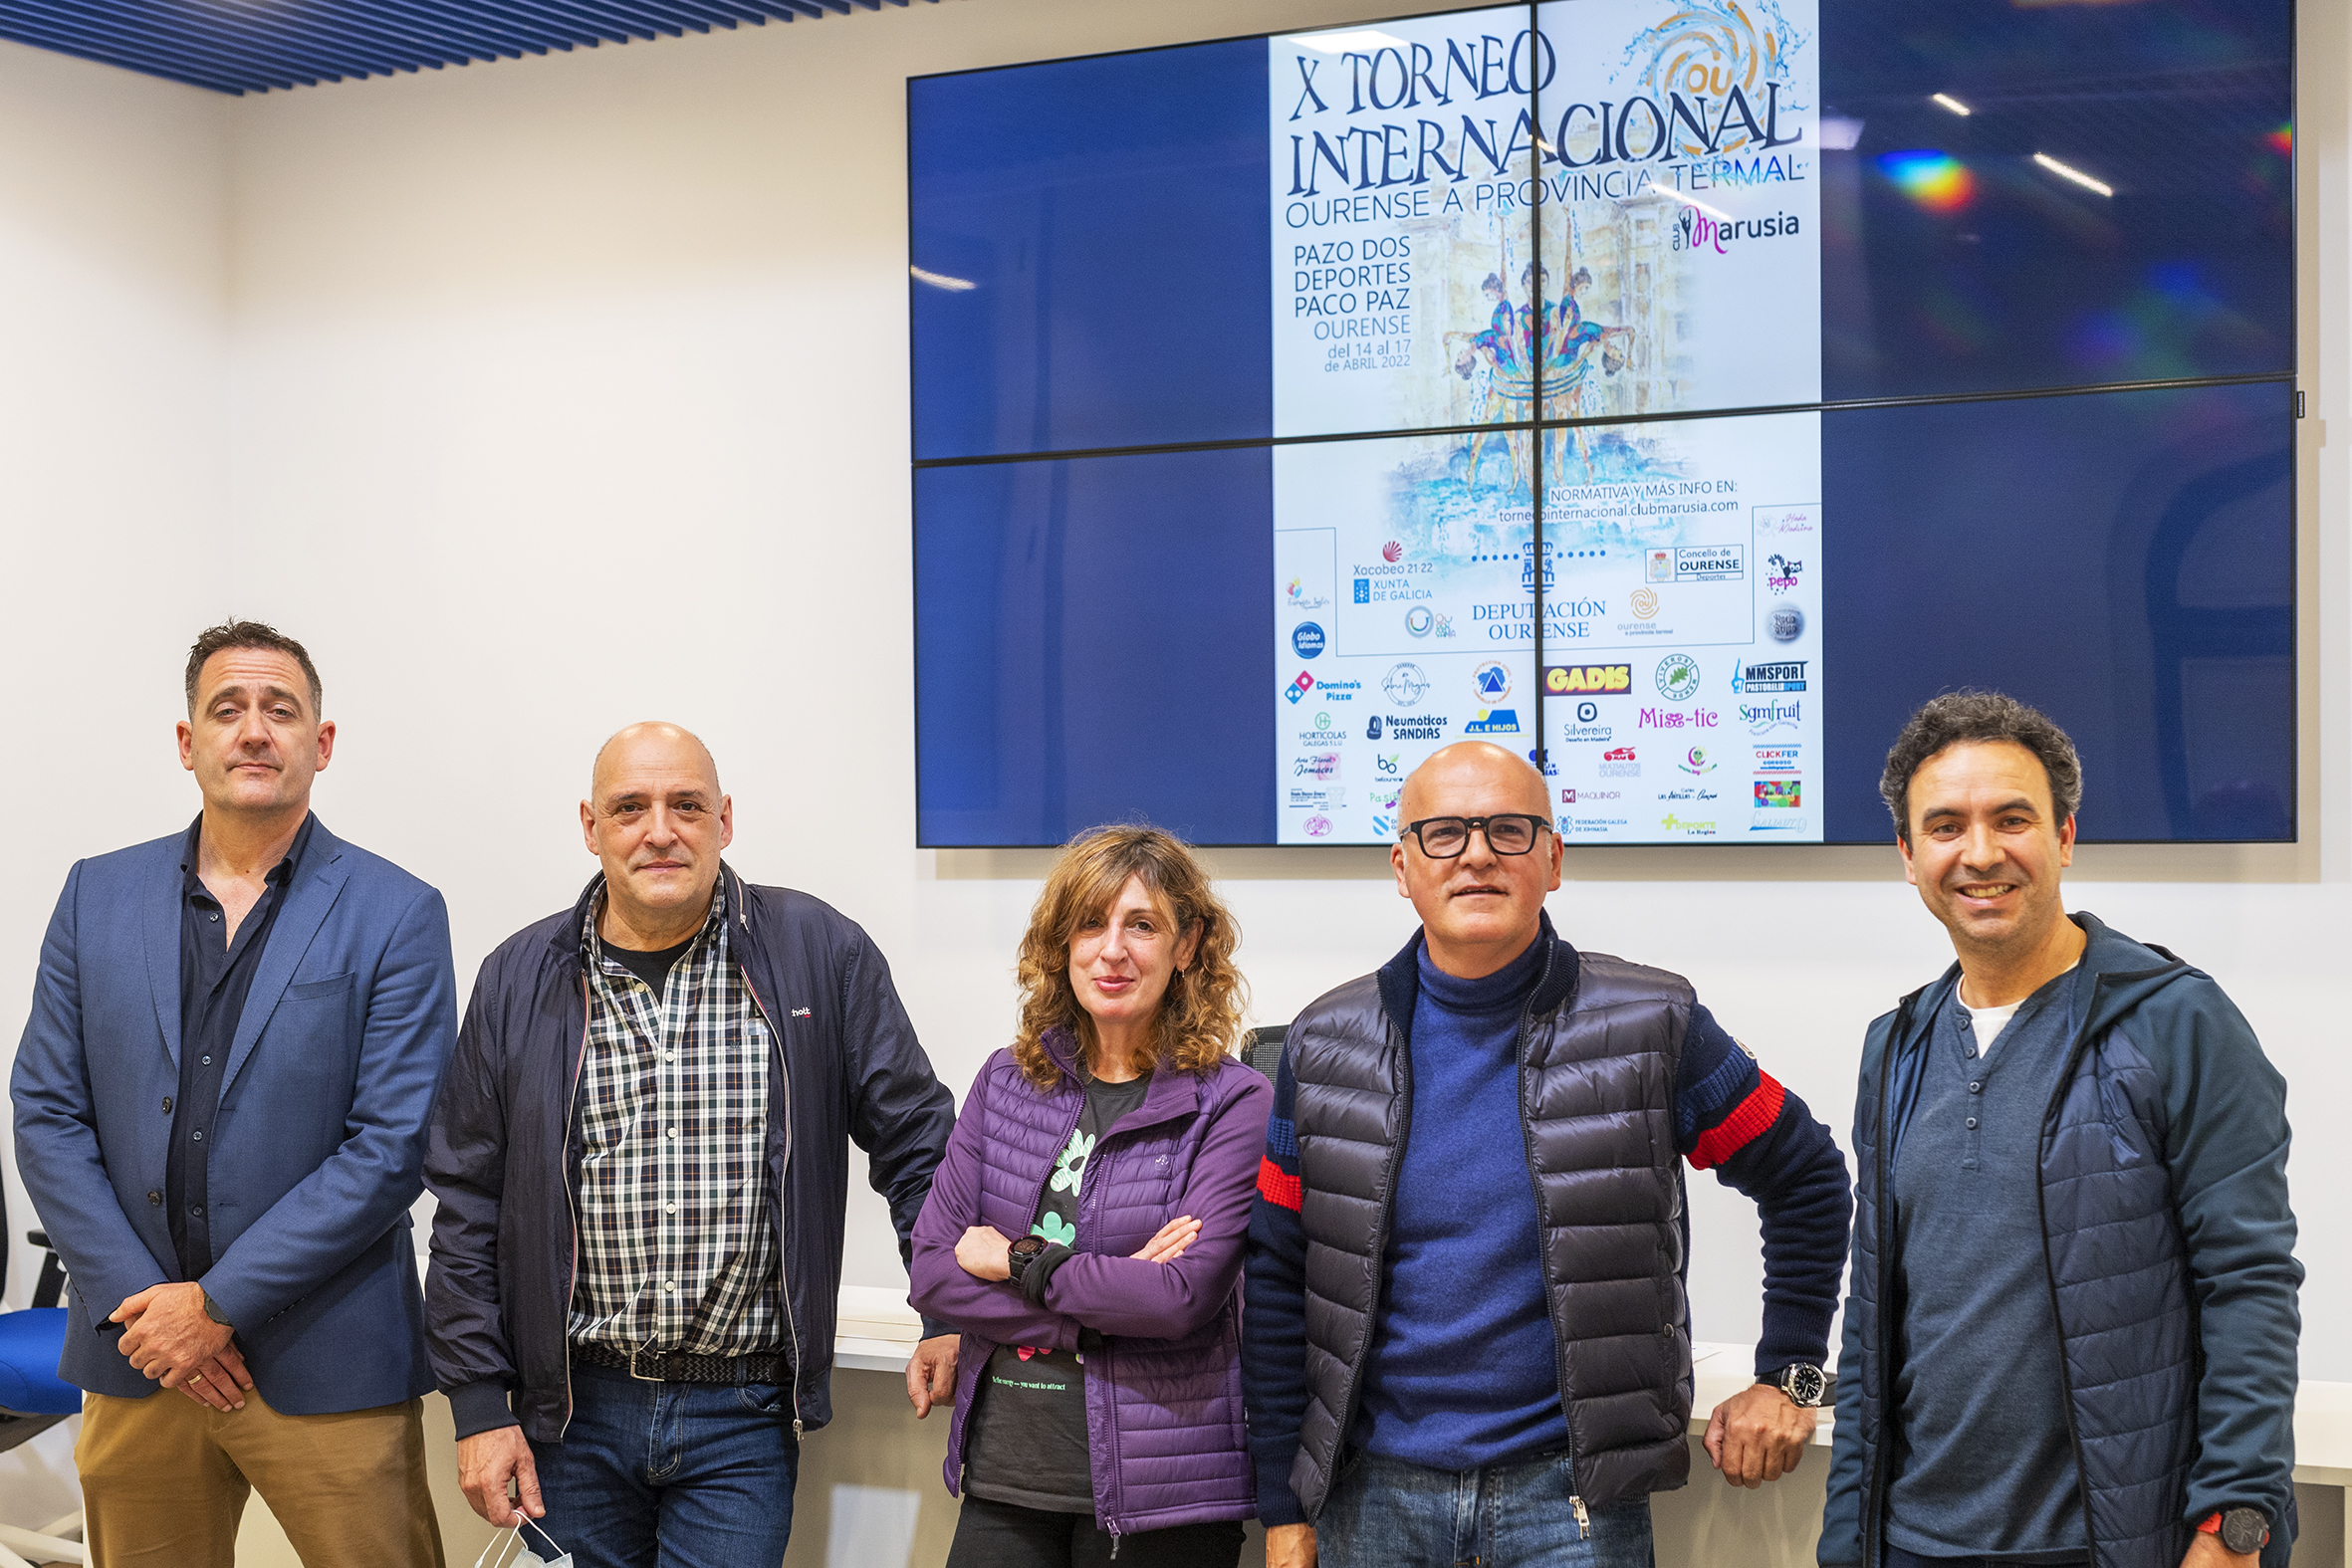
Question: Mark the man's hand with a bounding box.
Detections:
[956,1226,1014,1282]
[113,1284,238,1404]
[1704,1383,1815,1487]
[457,1426,543,1527]
[1265,1522,1317,1568]
[172,1349,254,1412]
[2180,1530,2260,1568]
[906,1334,959,1418]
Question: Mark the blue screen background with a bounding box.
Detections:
[909,5,2295,846]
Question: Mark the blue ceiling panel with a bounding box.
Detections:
[0,0,931,95]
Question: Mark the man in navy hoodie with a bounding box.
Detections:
[1821,692,2299,1568]
[1244,741,1852,1568]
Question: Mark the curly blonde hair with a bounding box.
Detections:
[1012,824,1246,1089]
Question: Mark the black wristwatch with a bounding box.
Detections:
[1006,1234,1049,1287]
[1764,1363,1828,1408]
[201,1290,234,1329]
[2214,1507,2271,1555]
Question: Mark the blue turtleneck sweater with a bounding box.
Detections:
[1354,936,1565,1465]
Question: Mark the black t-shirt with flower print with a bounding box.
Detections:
[962,1068,1152,1515]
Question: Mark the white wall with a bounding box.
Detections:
[211,0,2352,1376]
[0,31,233,1525]
[0,0,2348,1556]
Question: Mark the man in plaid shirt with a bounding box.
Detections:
[424,723,957,1566]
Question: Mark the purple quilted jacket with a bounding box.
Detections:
[908,1027,1273,1536]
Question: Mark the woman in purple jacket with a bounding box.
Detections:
[911,824,1274,1568]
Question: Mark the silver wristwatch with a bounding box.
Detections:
[1766,1363,1828,1408]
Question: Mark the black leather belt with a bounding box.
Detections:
[574,1341,787,1385]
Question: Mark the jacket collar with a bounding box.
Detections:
[1892,910,2190,1058]
[145,811,339,1071]
[2070,909,2191,1037]
[1039,1024,1205,1133]
[1376,909,1578,1045]
[554,861,745,967]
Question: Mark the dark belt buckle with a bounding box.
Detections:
[627,1346,665,1384]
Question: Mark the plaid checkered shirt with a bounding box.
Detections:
[568,879,784,1357]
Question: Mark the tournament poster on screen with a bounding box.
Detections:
[1268,0,1824,844]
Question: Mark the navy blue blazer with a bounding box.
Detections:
[11,816,457,1413]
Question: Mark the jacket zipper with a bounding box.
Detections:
[1085,1134,1122,1557]
[736,928,803,1441]
[2033,979,2110,1568]
[1083,1083,1177,1544]
[1326,1016,1414,1511]
[1510,945,1588,1537]
[558,976,591,1438]
[1861,994,1910,1568]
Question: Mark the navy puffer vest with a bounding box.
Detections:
[1285,931,1696,1517]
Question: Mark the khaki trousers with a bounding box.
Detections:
[77,1386,443,1568]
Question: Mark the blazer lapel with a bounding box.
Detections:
[143,844,184,1069]
[221,828,351,1095]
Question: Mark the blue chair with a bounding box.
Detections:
[0,1228,85,1567]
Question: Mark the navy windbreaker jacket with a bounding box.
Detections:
[1822,913,2300,1568]
[422,865,955,1442]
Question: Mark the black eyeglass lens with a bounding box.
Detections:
[1487,816,1535,853]
[1419,819,1470,855]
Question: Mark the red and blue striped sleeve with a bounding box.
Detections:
[1675,1004,1852,1378]
[1242,1042,1312,1527]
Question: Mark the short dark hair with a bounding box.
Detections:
[1880,691,2082,843]
[183,620,324,718]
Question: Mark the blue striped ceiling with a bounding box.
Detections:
[0,0,933,96]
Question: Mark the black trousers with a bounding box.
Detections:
[946,1495,1247,1568]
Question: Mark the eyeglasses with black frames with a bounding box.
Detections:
[1399,813,1552,858]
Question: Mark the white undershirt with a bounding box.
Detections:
[1961,1000,2022,1057]
[1961,961,2080,1057]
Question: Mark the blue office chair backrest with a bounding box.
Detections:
[0,1208,84,1422]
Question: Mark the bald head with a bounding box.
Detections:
[582,722,733,949]
[1399,742,1549,825]
[592,721,720,804]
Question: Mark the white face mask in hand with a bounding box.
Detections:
[472,1517,573,1568]
[516,1518,574,1568]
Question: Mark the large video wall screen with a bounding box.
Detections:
[911,1,2294,847]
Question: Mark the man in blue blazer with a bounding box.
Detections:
[12,620,457,1566]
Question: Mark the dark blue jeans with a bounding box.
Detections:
[528,1362,800,1568]
[1316,1448,1655,1568]
[1882,1550,2088,1568]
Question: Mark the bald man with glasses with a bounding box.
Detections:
[1243,741,1854,1568]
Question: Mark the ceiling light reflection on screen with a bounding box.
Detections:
[909,265,977,292]
[1879,150,1975,212]
[1649,184,1734,223]
[1292,30,1410,55]
[1931,94,1972,115]
[2032,152,2113,197]
[1819,116,1864,150]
